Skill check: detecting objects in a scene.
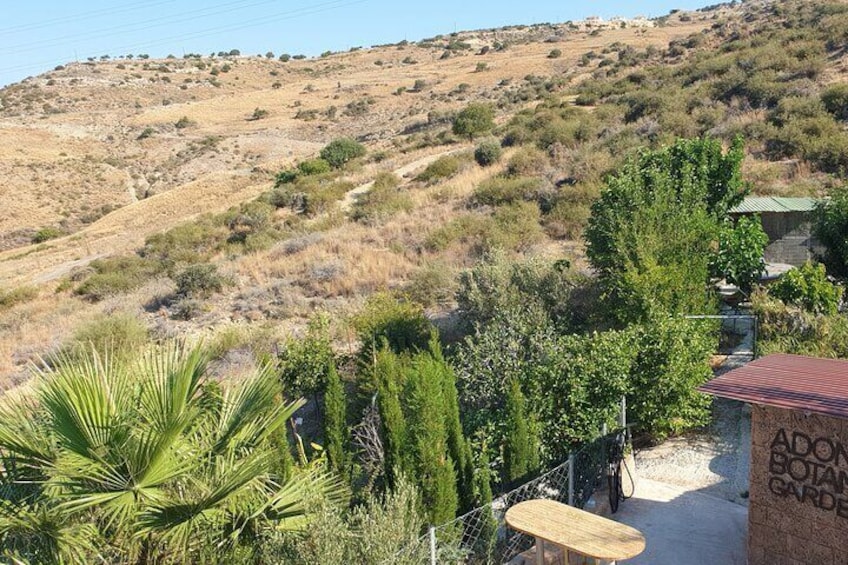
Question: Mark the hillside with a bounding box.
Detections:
[1,0,847,388]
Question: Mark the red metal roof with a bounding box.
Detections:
[700,353,848,419]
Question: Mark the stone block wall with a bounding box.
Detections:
[749,405,848,565]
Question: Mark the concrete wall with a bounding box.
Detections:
[749,405,848,564]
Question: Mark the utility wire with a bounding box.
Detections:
[0,0,177,35]
[1,0,309,54]
[0,0,367,78]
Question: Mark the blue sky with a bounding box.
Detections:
[1,0,709,87]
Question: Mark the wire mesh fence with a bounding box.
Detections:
[384,432,617,564]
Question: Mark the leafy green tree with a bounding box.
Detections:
[279,315,335,401]
[710,215,768,294]
[319,138,366,168]
[814,187,848,276]
[585,137,747,325]
[0,343,344,564]
[452,103,495,140]
[322,363,348,473]
[501,378,540,486]
[769,261,843,315]
[474,139,502,166]
[628,316,716,439]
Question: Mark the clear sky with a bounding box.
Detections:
[0,0,709,87]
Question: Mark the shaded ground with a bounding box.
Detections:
[615,478,748,565]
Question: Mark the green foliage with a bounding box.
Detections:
[353,293,434,369]
[452,103,495,140]
[471,176,545,207]
[251,107,269,120]
[0,285,38,309]
[627,316,716,439]
[416,155,462,183]
[474,139,502,167]
[403,352,458,524]
[375,347,408,489]
[754,289,848,358]
[585,137,746,325]
[74,255,162,301]
[710,216,768,293]
[174,262,227,297]
[351,172,412,224]
[425,202,545,256]
[322,364,348,473]
[0,343,344,563]
[769,261,842,315]
[66,312,149,361]
[279,315,336,400]
[502,378,540,485]
[456,252,592,332]
[297,158,332,176]
[814,187,848,276]
[142,217,227,266]
[32,226,64,243]
[548,48,562,59]
[821,83,848,121]
[506,146,548,177]
[320,137,367,168]
[268,477,428,564]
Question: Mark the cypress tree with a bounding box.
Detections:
[472,446,497,559]
[405,353,458,525]
[430,338,475,512]
[322,363,347,473]
[375,347,407,489]
[502,377,540,486]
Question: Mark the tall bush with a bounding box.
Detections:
[769,261,842,315]
[710,215,768,293]
[501,378,540,485]
[322,364,348,473]
[814,187,848,276]
[320,137,366,168]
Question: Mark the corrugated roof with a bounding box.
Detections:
[729,196,817,214]
[700,354,848,418]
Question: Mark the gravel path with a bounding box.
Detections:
[633,315,754,506]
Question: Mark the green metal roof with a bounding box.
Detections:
[729,196,817,214]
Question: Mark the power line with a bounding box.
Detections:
[1,0,303,55]
[0,0,177,35]
[0,0,367,79]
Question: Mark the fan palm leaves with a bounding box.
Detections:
[0,341,345,564]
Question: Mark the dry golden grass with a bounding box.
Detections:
[0,12,720,389]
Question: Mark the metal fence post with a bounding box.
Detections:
[567,454,575,506]
[429,525,437,565]
[619,396,627,428]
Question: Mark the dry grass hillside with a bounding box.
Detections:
[3,0,846,389]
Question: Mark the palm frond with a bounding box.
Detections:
[212,362,304,456]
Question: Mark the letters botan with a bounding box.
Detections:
[767,428,848,518]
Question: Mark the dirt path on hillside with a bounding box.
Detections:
[340,146,468,211]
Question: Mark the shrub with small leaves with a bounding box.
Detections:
[769,261,842,315]
[174,263,227,298]
[320,137,366,168]
[474,139,502,167]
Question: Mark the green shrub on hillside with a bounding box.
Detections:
[474,139,502,167]
[75,255,162,301]
[351,172,411,224]
[415,155,462,183]
[320,138,366,168]
[32,226,64,243]
[297,158,332,176]
[452,103,495,140]
[471,176,545,207]
[174,263,227,298]
[67,312,149,360]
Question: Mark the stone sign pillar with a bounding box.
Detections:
[749,404,848,564]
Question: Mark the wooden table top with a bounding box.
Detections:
[504,499,646,561]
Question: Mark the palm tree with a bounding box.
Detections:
[0,342,345,564]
